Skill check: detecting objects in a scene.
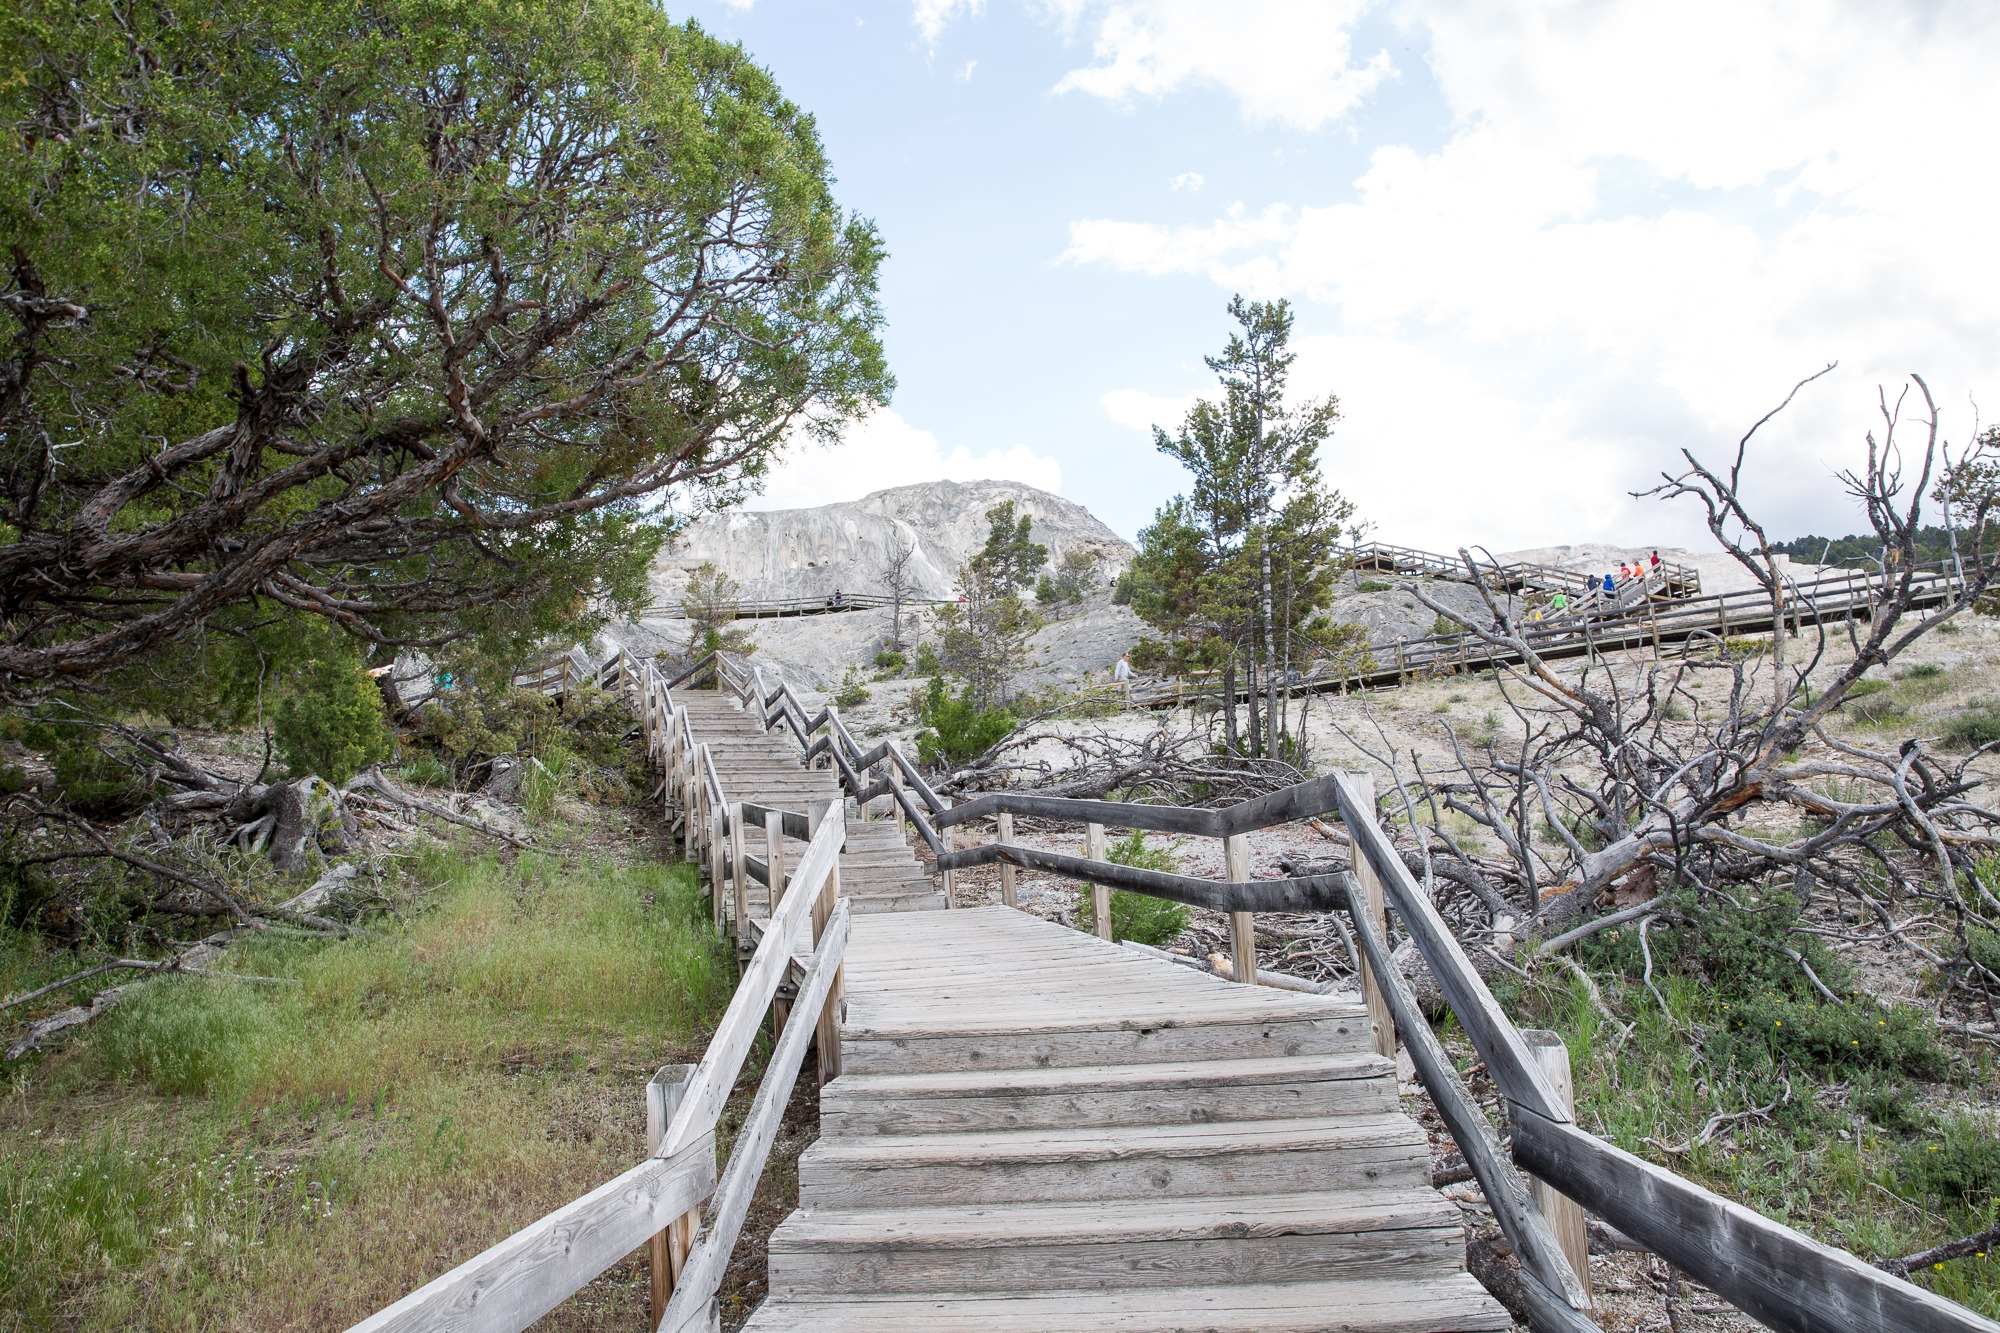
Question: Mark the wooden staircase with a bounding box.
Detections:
[673,691,943,914]
[744,907,1509,1331]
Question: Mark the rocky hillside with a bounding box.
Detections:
[652,479,1136,605]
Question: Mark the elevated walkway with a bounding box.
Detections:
[661,684,1507,1331]
[745,907,1505,1331]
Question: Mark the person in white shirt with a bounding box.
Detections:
[1113,651,1133,697]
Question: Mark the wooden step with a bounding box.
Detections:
[819,1053,1396,1135]
[739,1275,1512,1331]
[840,1007,1374,1075]
[798,1115,1428,1209]
[845,891,949,914]
[765,1190,1465,1296]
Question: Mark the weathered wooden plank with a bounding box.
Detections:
[657,903,851,1332]
[663,815,842,1156]
[1340,869,1590,1313]
[345,1139,715,1333]
[1512,1108,2000,1333]
[1333,772,1567,1123]
[933,841,1349,914]
[1215,773,1348,836]
[735,1276,1510,1332]
[1346,773,1396,1060]
[936,791,1221,838]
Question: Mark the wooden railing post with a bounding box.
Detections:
[889,743,907,837]
[811,801,846,1085]
[997,811,1017,909]
[729,804,749,946]
[645,1064,700,1329]
[939,797,957,908]
[764,809,787,914]
[765,809,789,1036]
[1522,1029,1591,1310]
[1349,773,1396,1057]
[1087,822,1111,940]
[1225,833,1256,985]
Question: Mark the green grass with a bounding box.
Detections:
[1944,703,2000,752]
[0,847,730,1331]
[1494,914,2000,1317]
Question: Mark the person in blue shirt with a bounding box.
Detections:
[1602,573,1615,594]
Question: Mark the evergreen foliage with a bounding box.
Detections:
[927,501,1048,710]
[913,677,1015,767]
[0,0,889,696]
[1098,832,1191,947]
[1125,297,1361,756]
[272,632,394,784]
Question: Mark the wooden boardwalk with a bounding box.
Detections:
[668,690,1506,1330]
[675,691,942,915]
[747,907,1507,1331]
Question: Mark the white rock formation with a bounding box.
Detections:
[652,479,1135,605]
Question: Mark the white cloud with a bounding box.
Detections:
[749,408,1062,512]
[1045,0,1395,130]
[913,0,984,46]
[958,58,978,81]
[1057,0,2000,545]
[1168,171,1204,192]
[1099,387,1199,434]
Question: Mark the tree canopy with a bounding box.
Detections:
[0,0,890,697]
[1127,296,1355,756]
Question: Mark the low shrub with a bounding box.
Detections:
[1897,1113,2000,1207]
[1709,995,1949,1080]
[914,678,1014,767]
[1943,704,2000,752]
[1851,1071,1931,1133]
[833,666,871,710]
[273,635,395,784]
[1355,579,1392,593]
[873,649,907,673]
[14,720,155,818]
[398,754,456,790]
[1100,833,1191,947]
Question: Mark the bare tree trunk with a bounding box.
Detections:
[1221,653,1240,754]
[1262,536,1278,758]
[1244,642,1263,759]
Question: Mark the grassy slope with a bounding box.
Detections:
[1489,946,2000,1318]
[0,840,731,1331]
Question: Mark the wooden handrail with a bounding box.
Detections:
[631,645,1996,1333]
[656,901,850,1333]
[1334,775,2000,1333]
[349,701,847,1333]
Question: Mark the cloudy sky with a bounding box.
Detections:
[690,0,2000,552]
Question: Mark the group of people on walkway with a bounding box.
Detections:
[1585,551,1664,599]
[1526,552,1667,626]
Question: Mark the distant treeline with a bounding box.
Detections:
[1771,524,1995,569]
